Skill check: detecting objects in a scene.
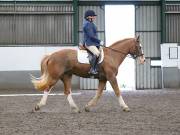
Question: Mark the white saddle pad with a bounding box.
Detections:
[77,49,104,64]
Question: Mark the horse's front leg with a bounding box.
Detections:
[34,88,52,111]
[109,76,130,112]
[85,80,107,112]
[62,74,80,113]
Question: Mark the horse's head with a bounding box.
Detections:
[129,35,145,64]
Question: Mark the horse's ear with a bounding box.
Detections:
[135,35,140,42]
[136,35,140,42]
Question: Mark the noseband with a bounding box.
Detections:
[130,53,144,59]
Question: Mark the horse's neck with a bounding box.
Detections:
[111,39,132,53]
[110,39,133,66]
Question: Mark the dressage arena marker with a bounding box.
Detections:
[0,92,81,97]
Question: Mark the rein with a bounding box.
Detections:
[101,45,142,59]
[101,45,127,55]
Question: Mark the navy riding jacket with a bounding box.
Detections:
[83,20,101,47]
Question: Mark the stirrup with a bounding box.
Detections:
[88,68,98,75]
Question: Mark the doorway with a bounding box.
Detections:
[105,5,135,91]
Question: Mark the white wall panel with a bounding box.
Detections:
[0,46,77,71]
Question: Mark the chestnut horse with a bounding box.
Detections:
[31,36,145,113]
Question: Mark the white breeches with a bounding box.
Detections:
[85,45,102,57]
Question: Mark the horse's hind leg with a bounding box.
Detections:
[33,87,53,111]
[109,76,130,112]
[62,74,80,113]
[85,80,107,112]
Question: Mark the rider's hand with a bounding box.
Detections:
[100,41,104,46]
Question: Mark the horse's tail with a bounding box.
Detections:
[31,55,55,91]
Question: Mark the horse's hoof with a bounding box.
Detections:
[74,109,81,113]
[85,106,90,112]
[71,107,81,113]
[123,107,130,112]
[34,105,40,111]
[76,110,81,113]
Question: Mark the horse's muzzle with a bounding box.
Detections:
[139,55,145,64]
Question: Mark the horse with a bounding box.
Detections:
[31,36,145,113]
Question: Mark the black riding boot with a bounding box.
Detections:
[89,55,99,75]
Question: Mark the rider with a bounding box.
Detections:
[83,10,104,75]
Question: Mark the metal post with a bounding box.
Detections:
[73,0,78,46]
[14,0,16,44]
[161,0,166,43]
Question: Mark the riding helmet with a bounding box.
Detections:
[84,10,97,19]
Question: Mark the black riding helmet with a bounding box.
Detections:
[84,10,97,19]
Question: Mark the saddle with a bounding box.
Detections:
[77,45,104,64]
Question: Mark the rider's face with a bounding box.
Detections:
[87,16,96,21]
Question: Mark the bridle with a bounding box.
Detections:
[129,53,144,59]
[129,44,144,59]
